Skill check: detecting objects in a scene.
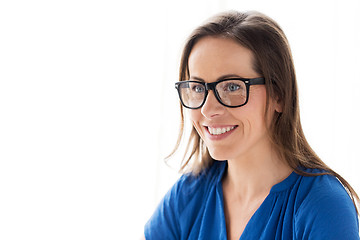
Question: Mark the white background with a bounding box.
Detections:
[0,0,359,239]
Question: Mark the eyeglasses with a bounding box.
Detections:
[175,77,265,109]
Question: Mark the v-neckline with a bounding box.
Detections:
[216,161,298,240]
[218,180,270,240]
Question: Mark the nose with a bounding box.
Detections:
[201,90,225,119]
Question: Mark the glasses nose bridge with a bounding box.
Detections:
[204,82,217,92]
[203,81,221,106]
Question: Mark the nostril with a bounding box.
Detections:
[200,93,224,119]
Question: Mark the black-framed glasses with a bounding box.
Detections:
[175,77,265,109]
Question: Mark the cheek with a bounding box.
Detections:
[229,96,268,132]
[187,109,200,122]
[187,109,203,132]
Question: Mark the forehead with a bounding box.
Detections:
[188,36,256,80]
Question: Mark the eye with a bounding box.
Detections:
[192,84,205,93]
[225,83,241,92]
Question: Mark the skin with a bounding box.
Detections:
[187,36,292,239]
[141,36,292,240]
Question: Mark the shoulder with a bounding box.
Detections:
[144,160,226,239]
[294,169,355,211]
[294,169,359,239]
[169,160,225,210]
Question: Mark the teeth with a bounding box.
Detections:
[208,126,236,135]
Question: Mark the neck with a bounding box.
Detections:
[222,146,292,202]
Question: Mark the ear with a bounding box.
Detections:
[273,97,283,113]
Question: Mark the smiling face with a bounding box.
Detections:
[187,36,278,162]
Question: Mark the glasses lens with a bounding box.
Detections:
[178,82,206,108]
[216,80,247,106]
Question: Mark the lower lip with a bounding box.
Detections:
[205,126,238,141]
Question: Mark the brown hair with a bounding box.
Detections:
[168,10,359,212]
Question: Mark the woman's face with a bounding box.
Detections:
[187,36,278,161]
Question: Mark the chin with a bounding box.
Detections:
[208,149,232,161]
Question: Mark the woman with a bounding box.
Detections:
[143,11,360,239]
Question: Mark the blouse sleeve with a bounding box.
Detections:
[144,176,185,240]
[294,176,360,239]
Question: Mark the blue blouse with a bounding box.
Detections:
[144,160,359,239]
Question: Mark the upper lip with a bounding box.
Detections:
[203,124,238,128]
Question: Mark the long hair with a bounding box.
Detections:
[168,10,359,213]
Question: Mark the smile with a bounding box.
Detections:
[207,126,238,135]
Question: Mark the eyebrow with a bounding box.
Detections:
[189,74,243,82]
